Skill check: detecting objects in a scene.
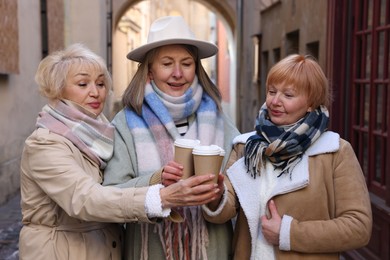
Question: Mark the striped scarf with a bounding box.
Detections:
[125,76,225,175]
[36,99,114,169]
[245,103,329,178]
[125,76,224,260]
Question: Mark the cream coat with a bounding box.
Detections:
[203,131,372,260]
[19,128,153,260]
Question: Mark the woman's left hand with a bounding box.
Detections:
[261,200,281,245]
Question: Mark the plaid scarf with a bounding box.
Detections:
[36,99,114,169]
[125,76,225,260]
[245,103,329,178]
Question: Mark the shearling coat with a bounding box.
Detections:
[19,128,153,260]
[203,131,372,260]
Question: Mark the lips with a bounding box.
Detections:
[269,109,283,116]
[168,82,185,87]
[88,102,101,109]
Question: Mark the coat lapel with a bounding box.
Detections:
[227,157,261,255]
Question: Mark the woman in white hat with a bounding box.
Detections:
[103,16,240,259]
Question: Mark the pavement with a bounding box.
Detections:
[0,193,21,260]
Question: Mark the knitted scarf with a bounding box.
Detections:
[36,99,114,169]
[125,76,225,260]
[245,103,329,178]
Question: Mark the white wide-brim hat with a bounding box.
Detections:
[127,16,218,62]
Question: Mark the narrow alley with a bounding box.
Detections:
[0,193,21,260]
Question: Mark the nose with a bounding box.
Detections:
[271,93,281,105]
[172,65,183,78]
[89,84,99,97]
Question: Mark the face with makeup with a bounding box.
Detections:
[61,64,108,115]
[148,44,196,97]
[265,83,312,126]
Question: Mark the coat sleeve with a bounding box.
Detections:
[288,140,372,253]
[103,111,160,188]
[23,130,152,223]
[221,114,241,171]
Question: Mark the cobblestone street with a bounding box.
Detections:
[0,193,21,260]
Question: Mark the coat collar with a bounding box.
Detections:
[233,131,340,156]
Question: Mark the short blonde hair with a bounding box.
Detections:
[35,43,112,100]
[266,54,331,108]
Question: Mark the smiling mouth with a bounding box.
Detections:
[168,83,185,87]
[270,109,283,116]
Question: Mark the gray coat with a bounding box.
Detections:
[103,110,240,260]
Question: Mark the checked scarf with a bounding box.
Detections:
[36,99,114,169]
[245,103,329,178]
[125,76,224,260]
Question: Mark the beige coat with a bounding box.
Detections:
[204,131,372,260]
[19,128,153,260]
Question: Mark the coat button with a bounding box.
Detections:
[112,241,117,248]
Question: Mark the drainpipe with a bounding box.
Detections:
[236,0,243,130]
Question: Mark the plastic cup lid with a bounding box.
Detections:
[174,138,200,148]
[192,145,221,156]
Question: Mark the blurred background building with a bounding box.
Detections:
[0,0,389,258]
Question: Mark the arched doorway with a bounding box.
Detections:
[110,0,237,123]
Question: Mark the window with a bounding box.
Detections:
[286,30,299,55]
[0,0,19,74]
[306,41,319,60]
[351,0,389,201]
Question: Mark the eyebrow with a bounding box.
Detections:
[160,55,193,61]
[74,73,105,78]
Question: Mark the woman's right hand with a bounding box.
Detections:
[162,161,183,186]
[159,174,219,208]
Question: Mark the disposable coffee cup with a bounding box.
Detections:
[192,145,222,184]
[211,145,225,170]
[174,139,200,179]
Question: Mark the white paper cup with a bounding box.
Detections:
[192,145,222,184]
[211,145,225,170]
[174,139,200,179]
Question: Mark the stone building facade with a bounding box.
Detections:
[0,0,110,204]
[0,0,388,259]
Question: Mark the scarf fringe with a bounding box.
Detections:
[141,206,208,260]
[245,141,266,178]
